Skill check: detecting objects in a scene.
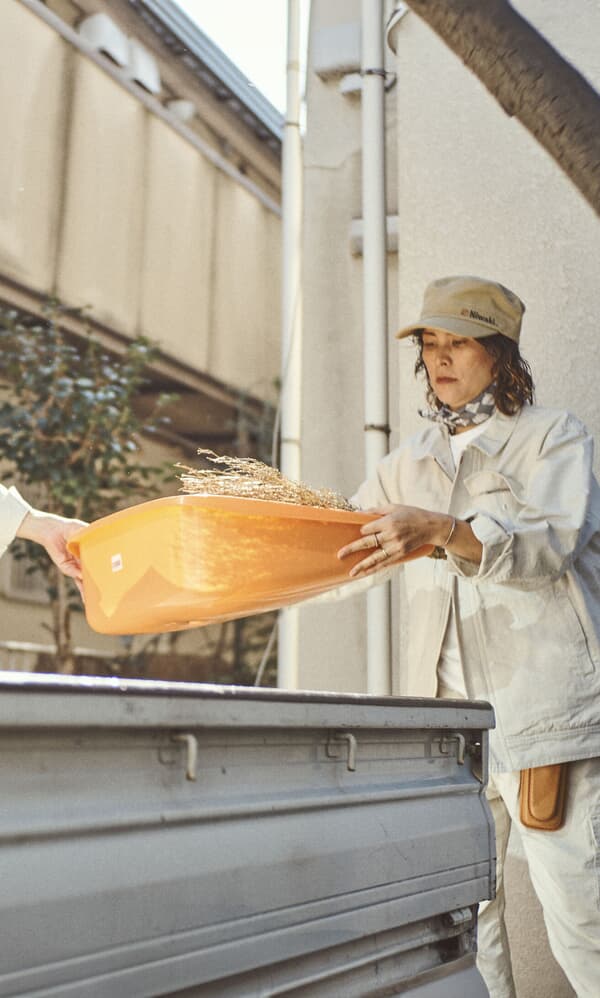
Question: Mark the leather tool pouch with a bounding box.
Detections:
[519,763,568,831]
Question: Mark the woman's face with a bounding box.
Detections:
[421,328,495,410]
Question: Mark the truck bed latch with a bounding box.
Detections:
[326,731,358,771]
[439,732,466,765]
[171,733,198,781]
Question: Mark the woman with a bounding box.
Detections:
[338,275,600,998]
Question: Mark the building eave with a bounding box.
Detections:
[127,0,284,152]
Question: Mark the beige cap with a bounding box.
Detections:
[396,275,525,343]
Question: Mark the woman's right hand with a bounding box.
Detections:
[337,503,482,577]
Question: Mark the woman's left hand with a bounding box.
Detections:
[16,510,88,591]
[337,504,452,578]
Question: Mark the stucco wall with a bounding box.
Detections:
[298,0,600,695]
[298,5,597,993]
[390,0,600,446]
[389,0,600,713]
[298,0,400,694]
[0,0,282,669]
[0,0,281,402]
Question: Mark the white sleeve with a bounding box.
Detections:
[448,413,593,587]
[0,485,32,558]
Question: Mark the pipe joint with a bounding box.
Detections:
[364,423,391,435]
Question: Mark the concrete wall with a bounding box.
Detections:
[298,0,401,694]
[0,0,281,401]
[298,3,598,993]
[0,0,282,665]
[298,0,600,695]
[390,0,600,444]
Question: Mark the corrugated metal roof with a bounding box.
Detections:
[127,0,284,149]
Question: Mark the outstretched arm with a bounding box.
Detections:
[16,510,88,583]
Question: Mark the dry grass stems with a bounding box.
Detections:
[176,450,355,511]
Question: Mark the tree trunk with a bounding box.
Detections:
[54,568,75,674]
[403,0,600,215]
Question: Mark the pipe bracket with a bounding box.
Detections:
[364,423,391,435]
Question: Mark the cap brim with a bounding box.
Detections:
[396,314,513,341]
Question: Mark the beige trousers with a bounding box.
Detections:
[480,763,600,998]
[438,684,600,997]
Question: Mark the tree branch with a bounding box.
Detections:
[404,0,600,214]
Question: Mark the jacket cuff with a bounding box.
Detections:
[447,513,512,580]
[470,512,510,549]
[0,487,32,555]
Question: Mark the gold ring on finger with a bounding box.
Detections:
[374,533,382,549]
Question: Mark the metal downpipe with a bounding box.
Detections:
[361,0,392,694]
[277,0,303,689]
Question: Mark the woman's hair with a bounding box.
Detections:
[413,330,535,415]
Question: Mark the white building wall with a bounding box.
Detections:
[391,0,600,445]
[299,3,598,993]
[0,0,282,403]
[298,0,401,694]
[298,0,600,693]
[389,0,600,712]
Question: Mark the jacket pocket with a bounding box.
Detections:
[464,470,525,500]
[463,470,525,519]
[556,582,597,676]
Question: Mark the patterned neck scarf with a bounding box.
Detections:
[419,383,496,435]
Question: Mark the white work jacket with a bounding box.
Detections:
[353,405,600,773]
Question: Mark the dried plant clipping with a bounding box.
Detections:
[176,450,356,511]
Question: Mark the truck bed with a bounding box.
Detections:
[0,673,494,997]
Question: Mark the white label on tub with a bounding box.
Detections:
[111,553,123,573]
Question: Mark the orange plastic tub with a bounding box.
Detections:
[68,495,433,635]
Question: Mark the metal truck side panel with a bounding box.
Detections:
[0,676,493,997]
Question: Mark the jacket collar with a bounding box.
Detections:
[469,407,522,456]
[410,407,522,476]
